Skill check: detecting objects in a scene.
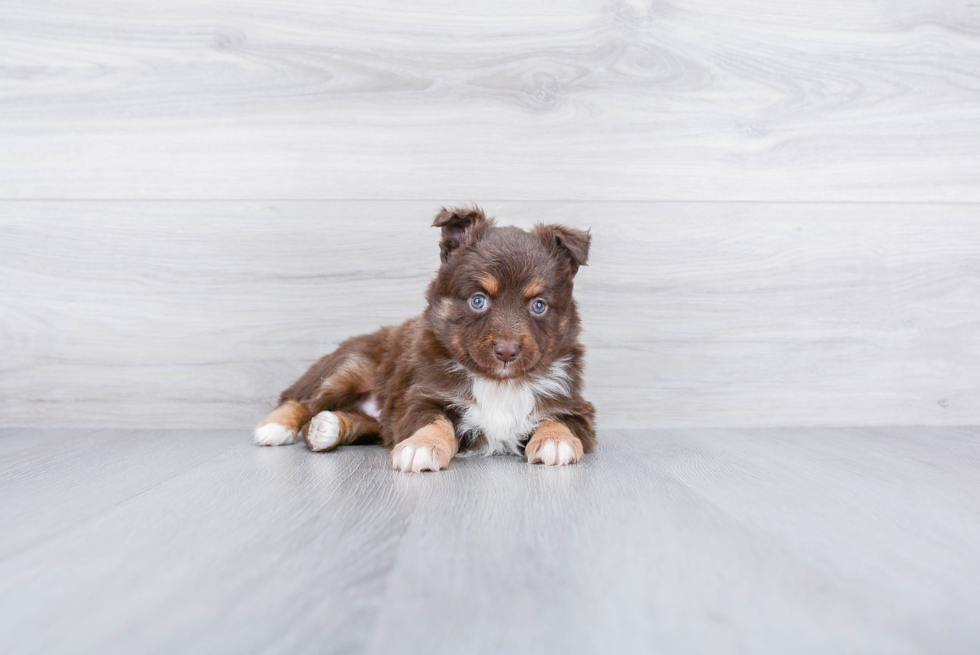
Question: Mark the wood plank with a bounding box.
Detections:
[0,428,235,559]
[0,426,99,457]
[2,200,978,429]
[0,431,415,655]
[3,1,979,201]
[366,427,980,654]
[1,427,978,653]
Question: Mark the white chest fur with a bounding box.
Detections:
[452,356,572,456]
[458,378,540,455]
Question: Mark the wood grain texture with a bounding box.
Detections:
[1,427,978,653]
[2,0,980,201]
[0,429,418,655]
[0,428,232,559]
[2,200,978,429]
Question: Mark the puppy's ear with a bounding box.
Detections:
[432,205,494,264]
[535,224,591,276]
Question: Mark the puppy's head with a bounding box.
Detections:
[425,206,590,380]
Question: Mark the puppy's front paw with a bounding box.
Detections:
[254,423,296,446]
[391,418,457,473]
[306,411,341,452]
[392,442,450,472]
[526,438,581,466]
[525,420,584,466]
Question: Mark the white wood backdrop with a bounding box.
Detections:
[1,0,979,428]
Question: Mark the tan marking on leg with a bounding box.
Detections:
[523,278,545,298]
[525,419,584,466]
[336,411,382,444]
[305,410,382,452]
[391,416,458,472]
[477,273,499,296]
[336,412,355,440]
[256,400,311,433]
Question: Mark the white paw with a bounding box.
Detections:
[528,438,579,466]
[392,443,447,473]
[306,411,341,451]
[254,423,296,446]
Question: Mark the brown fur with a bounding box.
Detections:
[256,205,596,469]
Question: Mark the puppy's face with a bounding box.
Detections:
[425,207,590,380]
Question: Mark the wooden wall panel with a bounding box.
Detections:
[4,1,979,429]
[2,0,979,201]
[2,201,977,429]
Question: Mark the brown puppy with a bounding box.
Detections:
[254,206,595,472]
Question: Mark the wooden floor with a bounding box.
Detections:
[2,427,978,654]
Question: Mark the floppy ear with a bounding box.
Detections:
[432,205,494,264]
[534,223,591,276]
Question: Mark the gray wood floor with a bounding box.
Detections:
[2,427,979,654]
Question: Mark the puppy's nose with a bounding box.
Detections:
[493,342,520,363]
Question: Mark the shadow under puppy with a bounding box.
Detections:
[254,206,596,472]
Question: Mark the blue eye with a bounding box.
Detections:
[469,293,488,311]
[530,298,548,315]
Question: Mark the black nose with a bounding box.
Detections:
[493,342,520,363]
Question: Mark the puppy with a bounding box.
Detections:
[253,206,595,472]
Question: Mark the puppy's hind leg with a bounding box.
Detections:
[304,410,382,452]
[254,400,311,446]
[254,335,380,447]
